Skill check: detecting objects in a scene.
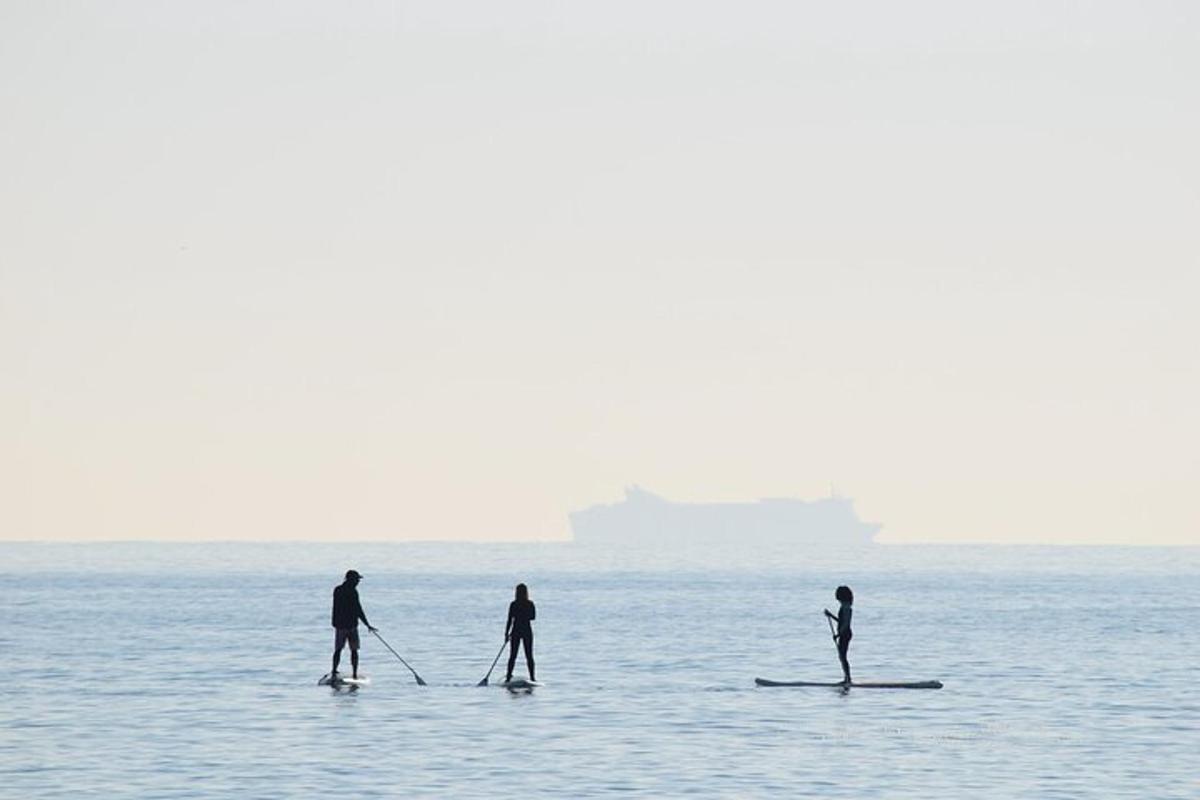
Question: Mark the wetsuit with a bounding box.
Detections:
[505,598,536,681]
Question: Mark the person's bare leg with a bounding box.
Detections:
[837,637,851,685]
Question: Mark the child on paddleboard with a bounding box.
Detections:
[824,585,853,685]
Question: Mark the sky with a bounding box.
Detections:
[1,1,1197,544]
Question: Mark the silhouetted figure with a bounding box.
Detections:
[824,585,854,685]
[504,583,536,682]
[331,570,377,680]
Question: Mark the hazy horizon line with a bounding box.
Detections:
[2,538,1194,548]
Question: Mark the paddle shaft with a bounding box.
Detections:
[477,641,508,687]
[826,614,842,665]
[371,629,427,686]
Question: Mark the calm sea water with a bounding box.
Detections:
[1,542,1197,798]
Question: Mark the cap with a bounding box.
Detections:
[345,569,362,580]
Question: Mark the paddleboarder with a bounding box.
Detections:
[824,585,854,685]
[504,582,536,683]
[331,569,377,681]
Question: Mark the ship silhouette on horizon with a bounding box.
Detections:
[569,486,880,544]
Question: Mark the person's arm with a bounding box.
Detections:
[837,608,850,638]
[504,603,514,641]
[824,608,840,640]
[529,602,536,622]
[356,592,376,632]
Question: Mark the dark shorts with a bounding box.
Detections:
[334,627,360,651]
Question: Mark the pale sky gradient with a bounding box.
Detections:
[2,1,1197,543]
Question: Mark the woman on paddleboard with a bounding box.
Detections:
[504,583,536,683]
[824,585,853,685]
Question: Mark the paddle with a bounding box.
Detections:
[476,641,508,687]
[371,629,428,686]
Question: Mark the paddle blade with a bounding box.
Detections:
[476,677,489,687]
[414,674,428,686]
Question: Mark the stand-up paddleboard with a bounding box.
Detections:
[319,673,371,687]
[755,677,942,689]
[499,678,543,690]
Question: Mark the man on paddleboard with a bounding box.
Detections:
[331,569,377,680]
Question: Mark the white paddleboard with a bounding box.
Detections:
[755,677,942,689]
[319,673,371,687]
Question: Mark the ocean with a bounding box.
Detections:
[1,542,1196,798]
